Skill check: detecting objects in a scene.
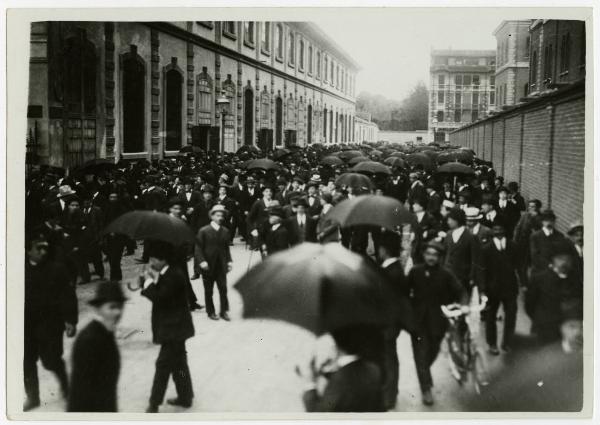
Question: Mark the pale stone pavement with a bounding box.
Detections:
[29,239,531,413]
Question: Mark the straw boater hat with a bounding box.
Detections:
[465,207,483,221]
[442,200,456,209]
[209,204,228,216]
[56,185,77,198]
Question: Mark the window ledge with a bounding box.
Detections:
[261,46,271,56]
[197,22,214,29]
[223,30,237,41]
[243,39,255,49]
[275,55,283,63]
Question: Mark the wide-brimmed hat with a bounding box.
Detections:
[294,196,309,208]
[167,197,184,208]
[424,240,445,254]
[567,220,583,235]
[209,204,228,216]
[465,207,483,220]
[89,281,127,307]
[266,205,285,217]
[56,185,77,198]
[540,209,557,221]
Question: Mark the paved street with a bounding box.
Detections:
[32,239,532,413]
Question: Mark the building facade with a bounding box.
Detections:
[378,130,431,145]
[354,115,379,143]
[27,21,360,168]
[428,49,496,142]
[493,20,532,107]
[528,19,586,95]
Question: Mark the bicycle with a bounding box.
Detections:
[441,295,490,394]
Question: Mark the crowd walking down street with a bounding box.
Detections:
[24,141,584,413]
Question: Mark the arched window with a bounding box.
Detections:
[261,22,271,52]
[260,87,270,129]
[308,45,313,74]
[299,39,305,70]
[286,95,296,129]
[275,96,283,145]
[307,103,313,144]
[324,56,328,81]
[222,76,236,150]
[243,87,254,145]
[196,67,213,126]
[316,51,321,78]
[122,46,145,154]
[297,98,305,145]
[288,31,295,65]
[165,68,183,151]
[275,24,283,59]
[244,22,255,46]
[323,107,328,139]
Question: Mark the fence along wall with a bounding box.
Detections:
[449,83,585,233]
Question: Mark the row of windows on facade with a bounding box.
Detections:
[202,21,355,97]
[434,110,484,124]
[497,35,531,66]
[531,32,582,88]
[436,74,495,87]
[432,56,496,66]
[436,90,495,106]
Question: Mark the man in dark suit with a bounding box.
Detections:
[408,241,468,406]
[425,182,442,219]
[513,199,542,287]
[411,197,439,265]
[443,208,477,290]
[472,176,493,208]
[24,233,78,411]
[378,232,414,410]
[286,197,317,245]
[480,196,500,229]
[480,218,519,354]
[384,171,408,204]
[529,209,567,276]
[81,197,105,281]
[177,178,203,216]
[274,177,290,205]
[306,181,322,219]
[68,282,126,412]
[566,222,583,285]
[142,242,195,413]
[465,207,492,287]
[247,185,275,249]
[302,325,386,412]
[215,184,238,243]
[195,205,233,321]
[236,176,261,241]
[260,205,291,256]
[496,187,520,238]
[138,177,168,263]
[407,173,427,207]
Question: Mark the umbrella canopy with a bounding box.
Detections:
[384,157,407,168]
[103,211,195,245]
[351,161,392,176]
[245,158,279,171]
[338,150,364,161]
[234,243,397,335]
[347,156,370,166]
[179,145,204,154]
[78,158,115,173]
[436,162,475,175]
[388,151,406,158]
[437,149,474,165]
[273,148,292,160]
[236,145,262,155]
[320,156,344,167]
[335,173,374,190]
[406,152,434,170]
[370,149,383,157]
[328,195,414,232]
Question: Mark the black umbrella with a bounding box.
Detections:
[335,173,374,190]
[236,145,262,155]
[273,148,292,160]
[384,157,407,168]
[103,211,195,245]
[436,162,475,175]
[406,152,434,170]
[320,156,344,167]
[179,145,204,154]
[347,156,370,166]
[246,158,279,171]
[351,161,391,176]
[235,243,398,335]
[328,195,414,232]
[338,150,364,161]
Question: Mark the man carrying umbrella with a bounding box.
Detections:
[286,197,318,245]
[195,204,233,321]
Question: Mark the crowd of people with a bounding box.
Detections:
[24,141,584,412]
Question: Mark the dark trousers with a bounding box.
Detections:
[382,326,401,409]
[125,237,136,254]
[485,295,518,348]
[149,341,193,406]
[174,259,198,305]
[238,212,248,240]
[86,243,105,278]
[202,268,229,315]
[24,327,69,402]
[411,331,445,392]
[105,237,124,281]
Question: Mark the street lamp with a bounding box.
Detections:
[216,92,230,153]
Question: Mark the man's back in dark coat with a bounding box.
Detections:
[286,215,318,245]
[529,229,566,273]
[263,225,291,255]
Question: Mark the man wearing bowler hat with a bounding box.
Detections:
[68,282,126,412]
[529,209,566,277]
[286,196,317,245]
[443,208,477,290]
[260,204,291,256]
[195,204,233,321]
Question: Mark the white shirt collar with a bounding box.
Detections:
[487,210,497,220]
[160,265,169,275]
[452,226,466,243]
[297,214,306,224]
[574,244,583,257]
[210,221,221,231]
[381,257,399,269]
[272,223,281,231]
[337,354,359,369]
[493,237,506,251]
[416,211,425,221]
[542,227,553,236]
[472,223,480,235]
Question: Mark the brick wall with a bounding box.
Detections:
[450,83,584,233]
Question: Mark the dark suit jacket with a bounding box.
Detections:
[286,215,318,245]
[247,199,271,233]
[142,187,167,211]
[381,261,414,333]
[189,199,215,233]
[177,190,203,211]
[384,177,408,203]
[529,229,566,273]
[68,320,120,412]
[82,206,104,247]
[481,240,519,299]
[426,191,442,217]
[407,182,427,205]
[443,228,477,286]
[496,201,520,237]
[195,224,233,273]
[141,266,195,344]
[407,264,467,340]
[316,208,340,243]
[303,359,384,412]
[262,224,291,255]
[307,196,322,218]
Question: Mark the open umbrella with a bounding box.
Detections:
[437,149,474,165]
[328,195,414,232]
[384,157,407,168]
[320,156,344,167]
[273,148,292,160]
[179,145,204,154]
[347,156,370,166]
[335,173,374,190]
[236,145,262,155]
[406,152,434,170]
[370,149,383,158]
[338,150,364,161]
[388,152,406,158]
[351,161,392,175]
[234,243,397,335]
[246,158,279,171]
[78,158,116,174]
[103,211,195,245]
[436,162,475,176]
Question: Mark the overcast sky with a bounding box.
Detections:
[312,9,507,101]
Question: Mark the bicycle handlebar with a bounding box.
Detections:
[441,296,488,318]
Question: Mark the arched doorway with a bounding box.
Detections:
[244,87,254,145]
[165,69,183,151]
[62,30,97,167]
[122,47,145,154]
[275,96,283,146]
[307,104,313,144]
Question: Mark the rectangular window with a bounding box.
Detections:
[463,75,472,86]
[308,45,313,74]
[438,74,445,85]
[275,24,283,60]
[324,56,328,81]
[243,22,255,47]
[455,92,461,105]
[316,51,321,78]
[471,110,479,122]
[198,21,214,29]
[261,22,271,53]
[299,39,305,70]
[438,91,444,104]
[560,33,571,73]
[223,22,237,39]
[454,109,461,122]
[436,110,444,122]
[288,31,295,66]
[490,75,495,86]
[473,75,480,86]
[472,92,479,105]
[490,90,495,104]
[455,74,463,86]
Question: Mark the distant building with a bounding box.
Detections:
[528,19,586,95]
[354,115,378,143]
[428,49,496,143]
[493,20,532,107]
[378,130,431,145]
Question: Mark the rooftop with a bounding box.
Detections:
[431,49,496,58]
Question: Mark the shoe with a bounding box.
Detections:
[190,274,200,280]
[501,345,511,353]
[422,389,434,406]
[23,397,40,412]
[145,404,159,413]
[488,346,500,355]
[190,303,204,311]
[209,313,219,321]
[220,312,231,321]
[166,398,192,408]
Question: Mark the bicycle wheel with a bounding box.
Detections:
[471,349,490,394]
